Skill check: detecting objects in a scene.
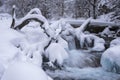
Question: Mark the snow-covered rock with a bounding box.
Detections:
[101,45,120,73]
[45,43,69,67]
[110,38,120,47]
[1,61,53,80]
[92,37,105,52]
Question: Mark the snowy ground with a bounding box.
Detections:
[0,15,120,80]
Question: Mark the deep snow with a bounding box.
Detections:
[0,14,120,80]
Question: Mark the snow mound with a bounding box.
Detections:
[45,43,69,66]
[92,37,105,51]
[1,61,53,80]
[110,38,120,47]
[101,45,120,73]
[0,18,24,68]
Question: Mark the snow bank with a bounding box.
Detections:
[1,61,53,80]
[110,38,120,47]
[101,45,120,73]
[0,17,23,68]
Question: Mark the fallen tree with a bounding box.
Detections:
[74,18,105,51]
[66,19,120,28]
[75,18,92,48]
[11,7,52,38]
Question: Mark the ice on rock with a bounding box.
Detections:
[101,45,120,73]
[110,38,120,47]
[92,37,105,51]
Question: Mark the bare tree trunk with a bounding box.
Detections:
[60,0,65,17]
[93,0,97,19]
[11,5,16,29]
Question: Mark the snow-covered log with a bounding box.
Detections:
[14,14,48,30]
[12,8,50,34]
[50,19,75,50]
[27,8,42,15]
[13,8,56,38]
[74,18,105,51]
[66,19,120,27]
[101,45,120,74]
[76,18,92,32]
[75,18,92,48]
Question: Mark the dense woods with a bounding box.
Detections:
[0,0,119,21]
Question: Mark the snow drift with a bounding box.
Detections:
[1,61,53,80]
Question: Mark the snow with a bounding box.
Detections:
[92,37,105,51]
[57,36,68,49]
[0,17,23,68]
[101,45,120,73]
[15,14,49,29]
[45,43,69,66]
[65,18,120,27]
[110,38,120,47]
[1,61,52,80]
[97,13,113,22]
[16,22,51,67]
[27,8,42,15]
[60,22,75,50]
[0,15,52,79]
[0,12,120,80]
